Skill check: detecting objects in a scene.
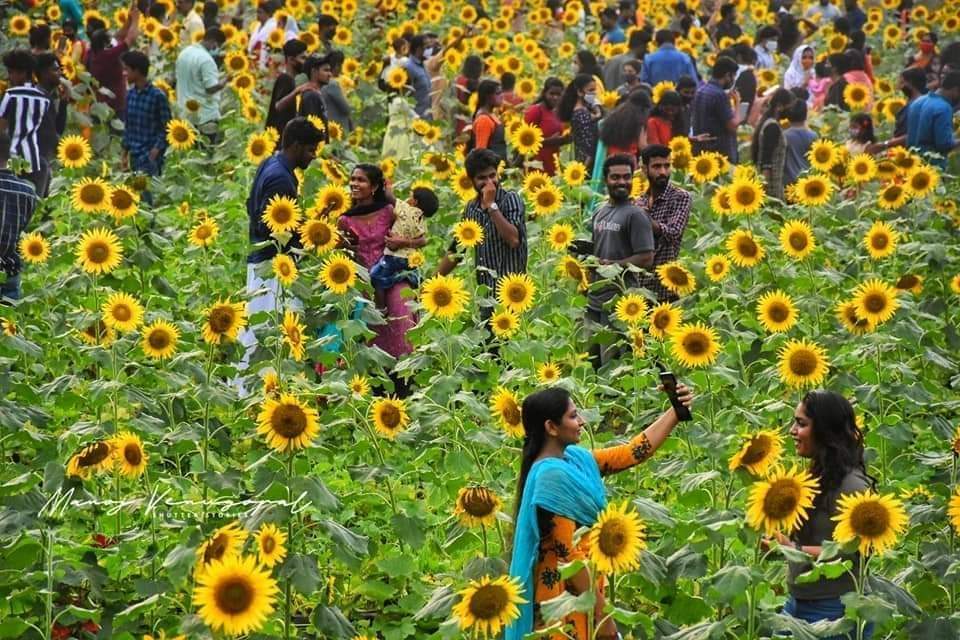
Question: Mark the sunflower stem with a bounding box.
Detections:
[43,528,54,640]
[201,341,215,524]
[855,554,870,640]
[285,448,294,640]
[803,260,821,328]
[480,524,489,557]
[874,344,886,485]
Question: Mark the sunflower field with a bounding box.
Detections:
[2,0,960,638]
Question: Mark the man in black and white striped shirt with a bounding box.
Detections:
[0,132,39,302]
[438,148,528,321]
[0,50,50,194]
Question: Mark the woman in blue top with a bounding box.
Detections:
[507,385,693,640]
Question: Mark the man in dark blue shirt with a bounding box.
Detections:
[905,70,960,168]
[640,30,698,86]
[0,132,38,302]
[121,50,171,179]
[692,56,742,163]
[404,34,432,118]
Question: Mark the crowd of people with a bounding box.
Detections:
[1,0,958,636]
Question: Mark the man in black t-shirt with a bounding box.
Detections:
[265,39,307,134]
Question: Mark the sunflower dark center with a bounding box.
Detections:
[112,304,132,322]
[81,184,104,204]
[711,261,724,273]
[262,536,276,554]
[467,584,509,620]
[287,326,301,343]
[850,501,891,537]
[789,232,808,250]
[896,275,918,289]
[502,400,521,425]
[507,284,526,303]
[624,302,641,316]
[375,403,400,429]
[763,479,801,519]
[112,190,134,210]
[667,266,688,285]
[537,191,555,207]
[124,443,142,466]
[271,404,308,438]
[682,332,708,356]
[78,442,111,466]
[741,436,772,465]
[805,182,824,197]
[864,293,887,313]
[214,577,254,615]
[654,312,671,330]
[148,329,170,349]
[789,349,817,376]
[251,140,266,155]
[737,238,758,258]
[173,127,189,142]
[66,144,84,160]
[329,264,351,284]
[209,307,235,333]
[735,187,756,206]
[271,205,293,224]
[462,489,496,517]
[597,519,628,556]
[768,303,789,323]
[871,233,889,249]
[87,242,109,263]
[309,224,331,245]
[196,225,212,239]
[431,287,453,307]
[27,241,44,256]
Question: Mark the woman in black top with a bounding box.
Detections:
[765,390,875,638]
[751,88,795,200]
[558,74,602,171]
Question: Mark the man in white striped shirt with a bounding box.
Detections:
[0,50,50,195]
[0,132,39,302]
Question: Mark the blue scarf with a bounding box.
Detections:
[506,445,607,640]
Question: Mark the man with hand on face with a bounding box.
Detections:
[438,149,527,323]
[586,154,654,369]
[635,145,691,302]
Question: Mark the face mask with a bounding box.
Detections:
[584,92,599,106]
[765,41,778,53]
[424,46,438,58]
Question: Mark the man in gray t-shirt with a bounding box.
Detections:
[586,154,655,368]
[783,100,817,187]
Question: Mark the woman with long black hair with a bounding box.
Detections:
[506,385,693,640]
[764,390,875,638]
[599,88,652,161]
[470,79,507,161]
[558,74,602,171]
[523,77,569,175]
[751,88,795,200]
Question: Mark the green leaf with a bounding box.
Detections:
[760,611,853,640]
[840,592,897,625]
[538,589,596,625]
[291,476,340,512]
[706,565,751,605]
[661,619,730,639]
[376,553,416,577]
[319,519,369,557]
[280,553,320,593]
[391,512,426,549]
[463,556,508,580]
[0,619,30,639]
[113,594,160,624]
[413,585,456,621]
[356,579,396,601]
[0,535,42,571]
[867,574,921,617]
[310,606,356,639]
[632,496,676,527]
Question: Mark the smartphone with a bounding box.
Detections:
[656,363,692,422]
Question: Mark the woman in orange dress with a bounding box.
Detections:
[507,385,694,640]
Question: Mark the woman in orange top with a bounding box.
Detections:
[646,90,683,146]
[507,385,694,640]
[470,79,507,161]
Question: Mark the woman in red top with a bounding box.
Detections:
[646,90,683,145]
[523,77,568,175]
[599,88,651,160]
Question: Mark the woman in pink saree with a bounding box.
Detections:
[338,164,416,361]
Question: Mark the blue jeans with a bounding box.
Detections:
[0,272,21,302]
[132,152,163,206]
[370,254,420,289]
[783,596,873,640]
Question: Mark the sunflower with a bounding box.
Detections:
[756,290,798,333]
[952,275,960,295]
[190,217,220,248]
[852,279,899,326]
[270,254,297,287]
[531,182,563,216]
[299,218,338,254]
[193,555,278,636]
[729,430,784,476]
[689,153,721,184]
[166,119,197,150]
[490,387,523,436]
[546,223,574,252]
[704,254,730,282]
[949,489,960,535]
[202,300,247,344]
[863,220,898,260]
[370,396,409,439]
[452,575,525,638]
[261,195,301,235]
[510,122,543,157]
[669,322,720,368]
[846,153,877,183]
[832,492,908,555]
[78,319,116,347]
[497,273,536,314]
[141,320,179,360]
[57,135,92,169]
[649,302,683,339]
[557,255,588,290]
[776,220,815,261]
[18,232,50,264]
[318,253,357,294]
[315,184,350,217]
[453,220,484,248]
[727,178,764,215]
[657,261,697,296]
[587,501,646,574]
[246,133,275,165]
[778,339,830,388]
[384,65,408,90]
[257,393,320,451]
[836,300,875,335]
[563,161,587,186]
[876,183,909,210]
[791,175,833,206]
[710,185,734,216]
[255,523,288,568]
[891,273,922,296]
[726,229,765,267]
[652,80,677,104]
[454,486,502,528]
[522,171,550,195]
[536,361,561,384]
[904,165,938,197]
[807,140,840,171]
[614,294,648,325]
[490,309,520,338]
[76,228,123,275]
[420,274,470,319]
[843,82,871,111]
[746,467,819,536]
[110,431,148,478]
[281,310,306,361]
[101,292,144,332]
[344,374,369,398]
[9,14,30,36]
[71,177,111,214]
[67,440,115,478]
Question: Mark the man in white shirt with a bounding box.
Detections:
[176,28,226,142]
[176,0,205,45]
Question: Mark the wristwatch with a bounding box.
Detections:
[487,202,499,212]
